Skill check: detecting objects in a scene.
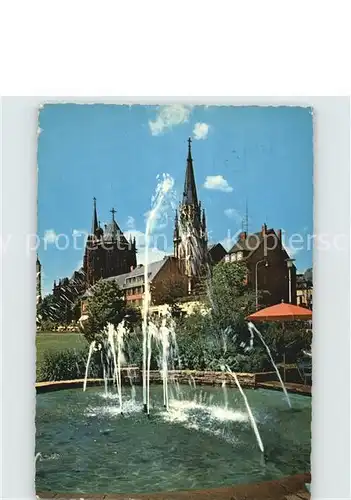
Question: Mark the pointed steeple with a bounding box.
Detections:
[183,137,198,207]
[91,197,98,235]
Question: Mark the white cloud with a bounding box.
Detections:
[193,122,209,140]
[204,175,233,193]
[220,235,236,252]
[149,105,192,135]
[43,229,57,244]
[137,247,171,266]
[224,208,242,223]
[126,216,136,229]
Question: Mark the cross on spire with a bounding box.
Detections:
[110,207,116,221]
[187,137,192,159]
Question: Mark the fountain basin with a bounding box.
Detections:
[36,384,311,495]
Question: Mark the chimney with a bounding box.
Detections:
[277,229,282,241]
[261,223,267,235]
[239,231,247,240]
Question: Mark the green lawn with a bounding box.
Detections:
[36,332,88,378]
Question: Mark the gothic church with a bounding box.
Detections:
[83,199,137,286]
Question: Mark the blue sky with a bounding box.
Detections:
[38,104,313,295]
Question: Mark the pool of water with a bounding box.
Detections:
[36,384,311,494]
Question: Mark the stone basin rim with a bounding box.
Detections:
[36,472,311,499]
[35,374,312,397]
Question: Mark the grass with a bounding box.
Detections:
[36,332,88,379]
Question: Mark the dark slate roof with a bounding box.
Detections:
[208,242,226,252]
[228,229,293,261]
[103,220,129,245]
[107,257,169,288]
[228,232,264,254]
[82,256,172,298]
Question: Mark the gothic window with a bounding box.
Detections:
[237,252,243,261]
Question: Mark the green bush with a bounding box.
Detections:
[37,348,103,382]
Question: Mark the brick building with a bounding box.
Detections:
[81,256,187,314]
[224,223,297,307]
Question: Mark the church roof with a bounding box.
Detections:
[103,208,129,245]
[104,220,129,245]
[183,138,198,207]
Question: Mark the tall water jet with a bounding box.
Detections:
[142,174,175,413]
[127,367,136,403]
[115,321,126,414]
[248,322,291,408]
[100,349,108,396]
[225,365,264,453]
[158,316,171,409]
[107,323,121,409]
[83,341,96,392]
[146,321,157,415]
[222,380,228,410]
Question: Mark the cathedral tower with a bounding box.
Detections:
[174,138,208,293]
[83,198,137,287]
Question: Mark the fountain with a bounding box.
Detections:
[248,321,292,408]
[224,365,264,453]
[142,174,175,413]
[83,340,96,392]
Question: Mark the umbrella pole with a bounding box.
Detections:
[282,322,286,382]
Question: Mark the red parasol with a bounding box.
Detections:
[247,302,312,322]
[246,302,312,382]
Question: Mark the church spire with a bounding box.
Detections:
[91,197,98,235]
[183,137,198,207]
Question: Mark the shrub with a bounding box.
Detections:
[37,349,103,382]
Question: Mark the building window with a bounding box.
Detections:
[237,251,243,261]
[225,254,230,262]
[230,253,237,262]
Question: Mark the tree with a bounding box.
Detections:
[150,277,187,317]
[209,261,256,332]
[37,293,66,326]
[83,280,140,343]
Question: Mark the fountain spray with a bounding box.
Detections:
[83,341,96,392]
[142,174,175,414]
[225,365,264,453]
[248,322,291,408]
